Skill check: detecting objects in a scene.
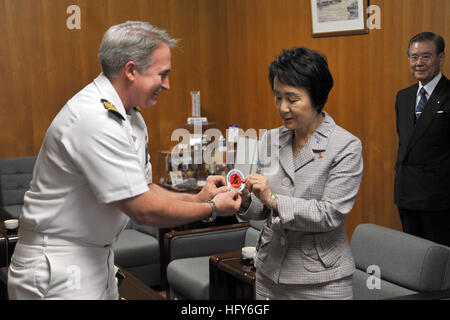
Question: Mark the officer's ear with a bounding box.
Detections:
[123,61,138,82]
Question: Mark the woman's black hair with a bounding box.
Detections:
[269,47,334,113]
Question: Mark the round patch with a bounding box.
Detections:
[227,169,245,192]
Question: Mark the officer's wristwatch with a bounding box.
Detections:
[202,200,217,223]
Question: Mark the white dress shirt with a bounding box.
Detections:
[416,72,442,107]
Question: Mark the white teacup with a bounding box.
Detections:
[4,219,19,230]
[241,246,256,260]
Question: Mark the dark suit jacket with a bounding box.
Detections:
[394,75,450,211]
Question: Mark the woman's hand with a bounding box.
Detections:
[244,174,272,207]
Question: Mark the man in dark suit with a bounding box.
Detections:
[395,32,450,246]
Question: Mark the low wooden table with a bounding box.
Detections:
[0,225,18,267]
[209,251,255,300]
[0,267,8,299]
[118,268,164,300]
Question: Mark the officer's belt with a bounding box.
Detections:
[18,228,112,248]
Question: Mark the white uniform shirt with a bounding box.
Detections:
[20,73,152,246]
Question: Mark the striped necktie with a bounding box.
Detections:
[415,87,428,119]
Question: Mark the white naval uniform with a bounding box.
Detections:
[8,73,152,299]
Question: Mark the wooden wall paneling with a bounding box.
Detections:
[376,0,404,231]
[197,0,220,125]
[222,0,249,134]
[2,0,42,156]
[364,0,386,229]
[37,0,85,153]
[212,0,232,133]
[253,0,271,131]
[153,0,197,179]
[0,1,15,156]
[135,0,172,182]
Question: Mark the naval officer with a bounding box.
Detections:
[8,21,241,299]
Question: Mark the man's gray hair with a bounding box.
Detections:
[98,21,178,77]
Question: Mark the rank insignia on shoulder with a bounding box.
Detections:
[134,106,143,113]
[101,99,125,121]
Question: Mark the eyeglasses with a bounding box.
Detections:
[409,54,433,63]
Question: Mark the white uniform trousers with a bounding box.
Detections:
[8,229,118,300]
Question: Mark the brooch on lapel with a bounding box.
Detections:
[101,99,125,121]
[316,139,323,158]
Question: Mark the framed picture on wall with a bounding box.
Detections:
[311,0,369,38]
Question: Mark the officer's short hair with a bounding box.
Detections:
[408,32,445,56]
[98,21,178,77]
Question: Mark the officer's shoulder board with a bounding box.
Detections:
[134,106,142,113]
[101,99,125,121]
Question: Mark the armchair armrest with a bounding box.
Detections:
[165,222,250,261]
[130,222,159,238]
[385,289,450,300]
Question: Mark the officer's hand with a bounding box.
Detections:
[213,190,242,216]
[244,174,272,207]
[197,175,228,202]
